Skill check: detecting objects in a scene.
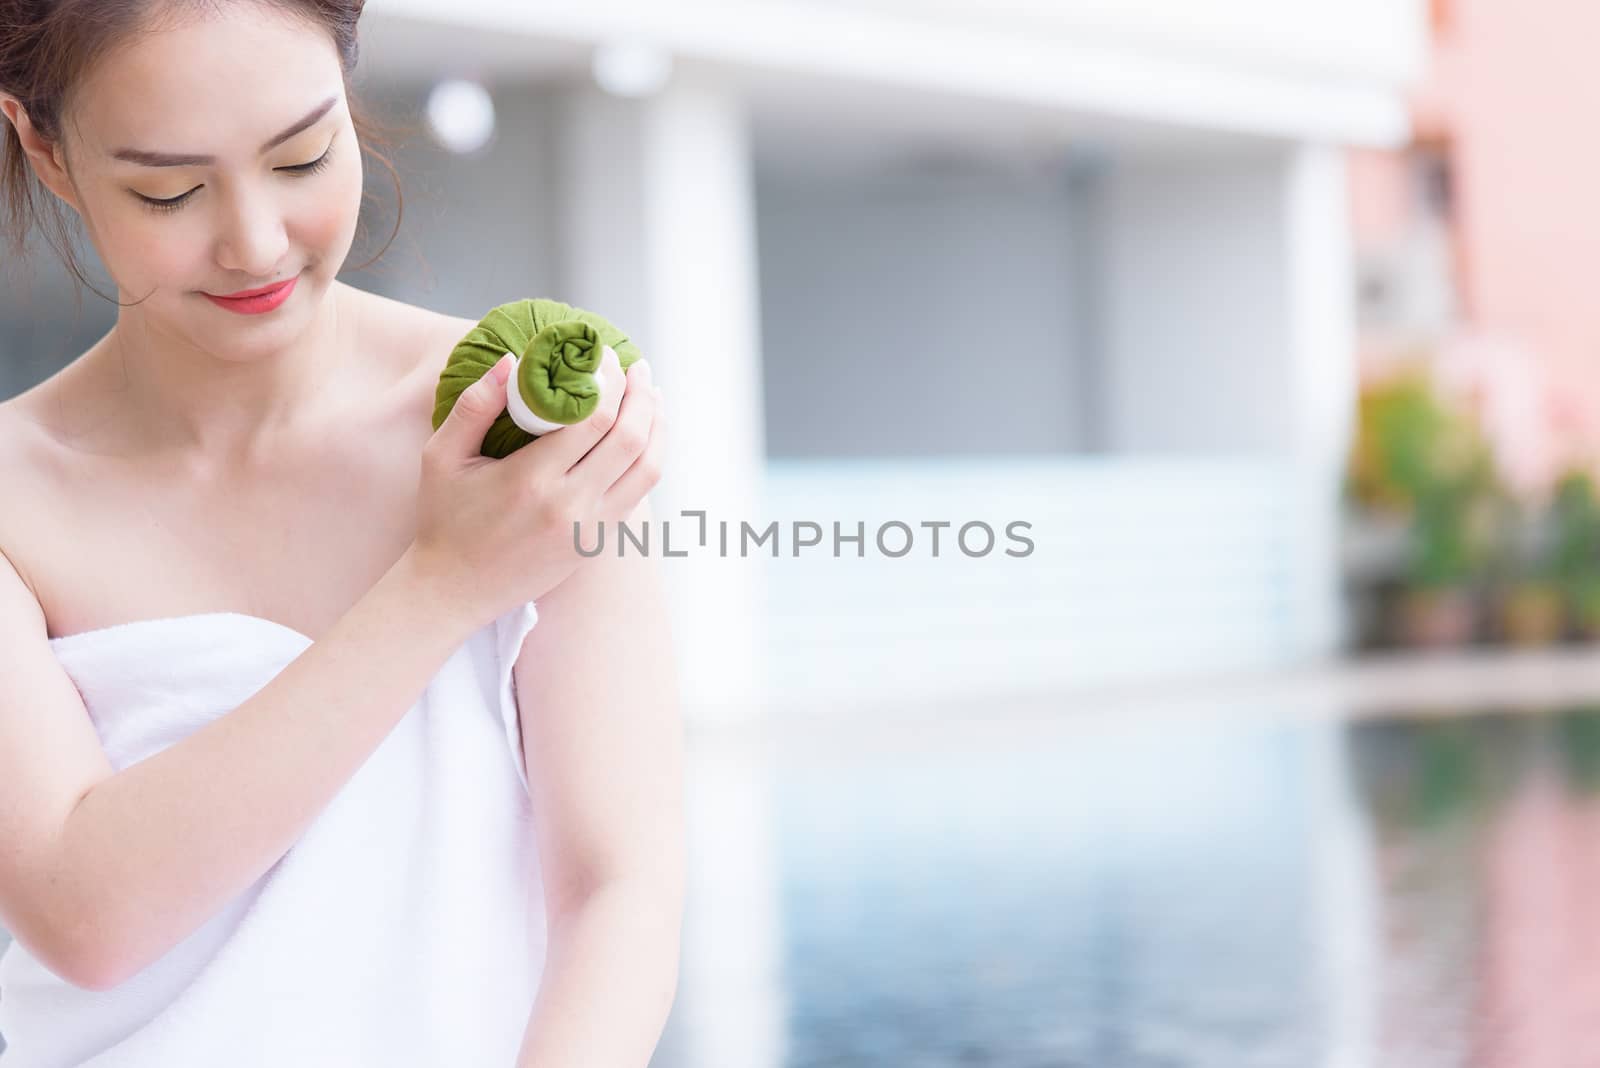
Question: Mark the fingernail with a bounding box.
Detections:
[635,359,653,379]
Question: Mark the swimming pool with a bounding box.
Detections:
[651,704,1600,1067]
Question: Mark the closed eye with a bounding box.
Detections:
[136,187,200,213]
[134,141,336,215]
[277,143,334,176]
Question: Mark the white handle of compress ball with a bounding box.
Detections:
[503,346,614,435]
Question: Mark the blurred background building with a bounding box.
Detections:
[0,0,1433,721]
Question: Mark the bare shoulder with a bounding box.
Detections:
[0,380,75,500]
[0,389,70,604]
[336,283,470,365]
[336,283,482,422]
[0,389,65,623]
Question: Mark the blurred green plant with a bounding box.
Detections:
[1539,468,1600,634]
[1482,479,1564,645]
[1408,481,1499,590]
[1347,369,1501,591]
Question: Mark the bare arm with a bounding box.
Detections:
[2,322,655,996]
[511,496,686,1067]
[0,545,482,991]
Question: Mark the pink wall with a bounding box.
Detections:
[1352,0,1600,492]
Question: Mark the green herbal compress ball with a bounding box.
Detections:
[433,297,644,459]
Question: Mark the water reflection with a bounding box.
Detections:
[658,706,1600,1067]
[1349,709,1600,1068]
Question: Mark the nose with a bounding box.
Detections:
[213,183,289,280]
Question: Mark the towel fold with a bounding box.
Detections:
[0,602,546,1067]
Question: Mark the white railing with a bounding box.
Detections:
[758,456,1341,712]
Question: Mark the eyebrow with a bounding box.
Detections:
[110,95,338,167]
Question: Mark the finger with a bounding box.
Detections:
[597,390,666,521]
[432,353,513,461]
[566,358,657,501]
[505,345,630,480]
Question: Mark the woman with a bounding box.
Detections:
[0,1,683,1066]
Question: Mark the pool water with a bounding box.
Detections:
[653,705,1600,1067]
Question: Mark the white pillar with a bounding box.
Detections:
[555,75,769,725]
[1285,143,1358,656]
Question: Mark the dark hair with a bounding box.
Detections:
[0,0,405,305]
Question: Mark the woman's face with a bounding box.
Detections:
[59,4,364,358]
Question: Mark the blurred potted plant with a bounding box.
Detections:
[1548,467,1600,640]
[1348,369,1442,514]
[1484,466,1600,645]
[1575,574,1600,641]
[1399,476,1496,646]
[1347,369,1500,647]
[1497,579,1565,647]
[1492,498,1566,646]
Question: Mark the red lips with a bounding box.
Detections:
[202,273,299,315]
[211,278,295,299]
